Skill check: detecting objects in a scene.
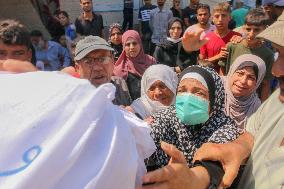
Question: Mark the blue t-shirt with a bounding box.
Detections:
[65,24,76,40]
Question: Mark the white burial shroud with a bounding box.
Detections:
[0,71,156,189]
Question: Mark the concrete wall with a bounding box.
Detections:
[0,0,50,38]
[0,0,223,39]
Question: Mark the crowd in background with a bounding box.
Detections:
[1,0,284,188]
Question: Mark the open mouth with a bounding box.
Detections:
[93,75,105,80]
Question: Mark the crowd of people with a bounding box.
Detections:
[1,0,284,188]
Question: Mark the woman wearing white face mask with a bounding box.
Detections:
[153,17,198,74]
[126,64,178,120]
[147,65,242,169]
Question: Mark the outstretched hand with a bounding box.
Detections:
[182,29,209,52]
[138,142,210,189]
[193,142,243,188]
[0,59,37,73]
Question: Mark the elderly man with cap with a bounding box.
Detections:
[262,0,284,24]
[139,11,284,189]
[74,35,132,106]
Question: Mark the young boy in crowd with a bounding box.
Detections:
[225,8,274,101]
[199,2,241,75]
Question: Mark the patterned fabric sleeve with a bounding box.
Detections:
[146,109,176,170]
[207,115,243,144]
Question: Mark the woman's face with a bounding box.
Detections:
[124,37,141,58]
[229,66,257,97]
[110,28,122,45]
[177,78,209,101]
[147,80,175,106]
[177,78,210,112]
[169,21,183,40]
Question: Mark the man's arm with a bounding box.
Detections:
[74,18,83,36]
[139,142,210,189]
[261,79,270,102]
[149,10,154,33]
[59,46,71,68]
[194,131,254,188]
[205,47,228,64]
[182,29,208,53]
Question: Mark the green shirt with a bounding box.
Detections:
[238,89,284,189]
[226,42,274,80]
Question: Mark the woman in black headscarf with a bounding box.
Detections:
[108,23,123,61]
[147,65,242,170]
[153,17,198,74]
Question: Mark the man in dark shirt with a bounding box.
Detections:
[75,0,104,38]
[123,0,134,31]
[138,0,157,54]
[182,0,199,28]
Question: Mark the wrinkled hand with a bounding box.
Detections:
[193,142,243,188]
[174,66,181,74]
[182,29,209,52]
[0,59,37,73]
[230,35,243,44]
[145,116,154,125]
[138,142,192,189]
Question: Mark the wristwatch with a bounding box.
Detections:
[193,160,225,189]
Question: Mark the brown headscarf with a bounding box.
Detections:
[223,54,266,129]
[113,30,156,79]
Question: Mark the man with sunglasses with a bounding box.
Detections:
[75,36,132,106]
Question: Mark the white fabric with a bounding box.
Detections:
[0,71,156,189]
[131,64,178,119]
[166,37,182,43]
[181,72,208,89]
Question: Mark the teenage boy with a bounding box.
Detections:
[225,9,274,101]
[0,20,32,63]
[199,2,241,75]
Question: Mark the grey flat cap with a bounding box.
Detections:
[75,36,114,61]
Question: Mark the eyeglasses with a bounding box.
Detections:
[81,56,112,65]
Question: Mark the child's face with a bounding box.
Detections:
[212,11,231,30]
[243,24,266,43]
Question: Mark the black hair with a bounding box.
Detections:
[30,30,43,37]
[0,19,31,49]
[245,8,269,26]
[58,10,69,18]
[197,3,210,13]
[167,17,185,37]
